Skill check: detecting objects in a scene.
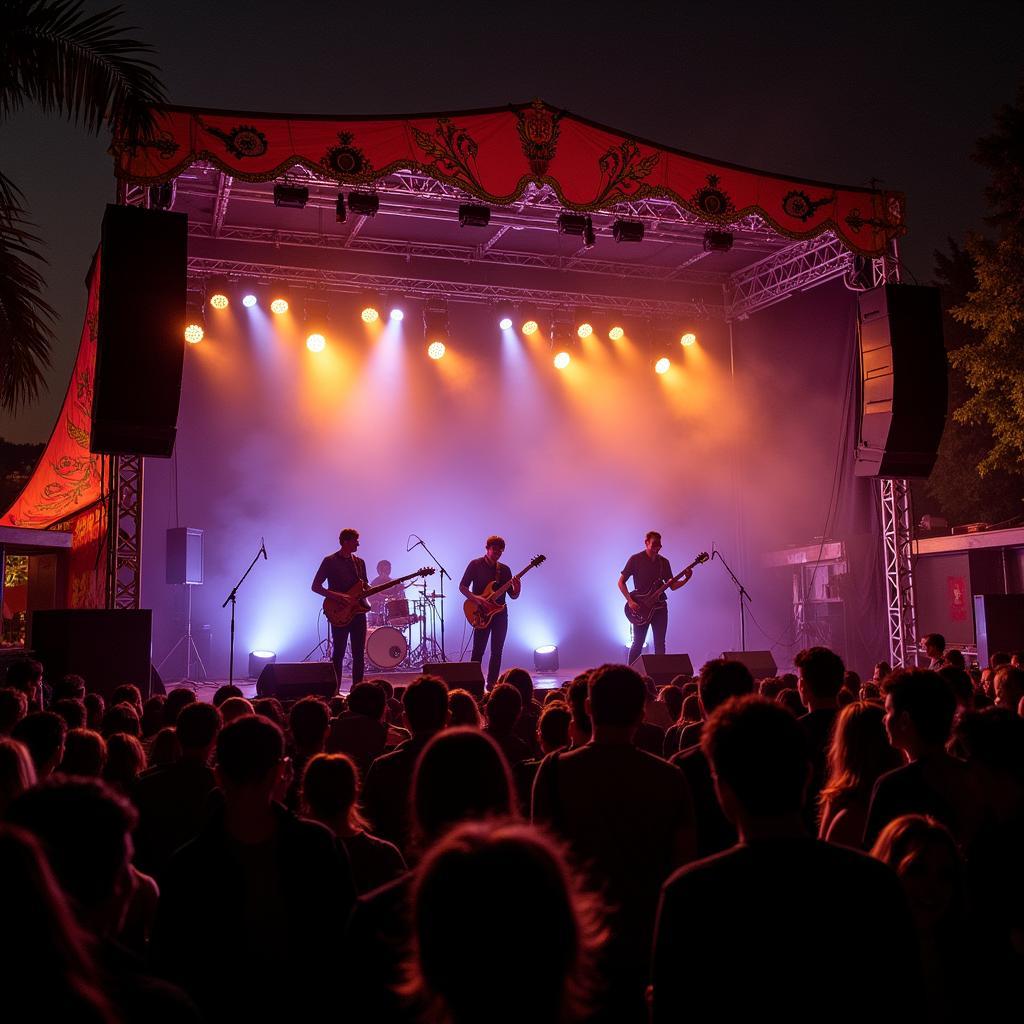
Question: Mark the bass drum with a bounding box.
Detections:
[365,625,408,670]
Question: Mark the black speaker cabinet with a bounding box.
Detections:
[422,661,486,699]
[722,650,778,679]
[855,284,947,478]
[166,527,204,585]
[256,662,338,700]
[974,594,1024,668]
[630,653,694,685]
[27,609,153,700]
[92,204,188,458]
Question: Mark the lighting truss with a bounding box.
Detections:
[107,455,143,610]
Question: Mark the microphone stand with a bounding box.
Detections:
[712,547,752,652]
[410,535,450,661]
[222,541,266,687]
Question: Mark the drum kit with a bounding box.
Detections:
[351,585,447,672]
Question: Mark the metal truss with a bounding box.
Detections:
[878,477,918,668]
[107,454,143,610]
[186,255,725,319]
[725,233,854,319]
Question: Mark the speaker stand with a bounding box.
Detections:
[158,583,208,686]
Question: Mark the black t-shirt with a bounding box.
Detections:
[313,552,367,594]
[460,556,514,606]
[621,551,674,600]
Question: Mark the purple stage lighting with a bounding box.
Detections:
[499,317,513,330]
[390,308,404,321]
[242,293,258,308]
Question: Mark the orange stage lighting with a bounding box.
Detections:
[427,341,446,360]
[522,319,539,336]
[361,306,380,323]
[608,326,624,341]
[655,357,671,374]
[184,323,204,344]
[306,333,326,352]
[553,351,571,369]
[680,332,697,347]
[270,298,289,314]
[577,322,593,339]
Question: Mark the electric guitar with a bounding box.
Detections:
[624,552,709,626]
[464,554,546,629]
[324,567,435,627]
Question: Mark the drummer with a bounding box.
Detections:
[367,560,408,621]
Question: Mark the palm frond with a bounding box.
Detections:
[0,0,166,140]
[0,200,56,413]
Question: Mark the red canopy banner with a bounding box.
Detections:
[113,100,903,257]
[2,253,104,529]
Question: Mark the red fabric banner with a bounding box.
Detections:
[112,100,903,256]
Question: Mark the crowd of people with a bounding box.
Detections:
[1,637,1022,1022]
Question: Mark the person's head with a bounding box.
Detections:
[405,820,603,1024]
[644,530,662,557]
[13,711,66,776]
[943,649,966,671]
[951,707,1024,786]
[0,737,37,815]
[0,687,28,735]
[447,688,482,728]
[411,727,516,850]
[538,702,571,755]
[990,650,1011,669]
[820,702,902,809]
[52,698,87,730]
[5,658,43,702]
[52,674,87,702]
[499,667,534,711]
[842,670,861,696]
[882,669,957,755]
[566,673,592,745]
[703,695,810,824]
[110,684,143,716]
[659,684,684,724]
[775,688,805,716]
[338,527,360,554]
[794,646,845,707]
[220,696,255,724]
[212,684,243,708]
[873,661,892,683]
[870,814,965,933]
[484,535,505,560]
[376,559,392,575]
[148,727,182,767]
[404,675,449,736]
[59,729,108,778]
[681,692,701,724]
[102,733,146,793]
[485,683,522,736]
[216,715,285,798]
[586,664,646,732]
[348,681,387,721]
[329,695,347,717]
[758,676,785,700]
[141,695,166,737]
[7,777,138,934]
[83,693,104,730]
[289,696,330,754]
[301,752,368,833]
[100,703,140,739]
[938,666,974,711]
[922,633,946,660]
[993,666,1024,711]
[697,659,755,717]
[252,697,285,726]
[175,701,222,756]
[859,681,881,702]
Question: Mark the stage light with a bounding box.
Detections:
[306,333,326,352]
[273,184,308,209]
[522,319,539,336]
[534,644,559,673]
[184,322,204,344]
[499,317,513,331]
[583,216,596,248]
[553,351,571,369]
[703,229,733,252]
[361,306,380,323]
[680,331,697,347]
[242,293,258,308]
[577,322,593,339]
[428,341,446,360]
[655,356,671,374]
[557,213,588,236]
[609,326,625,341]
[335,193,346,223]
[270,297,289,314]
[208,292,228,310]
[458,204,490,227]
[148,181,174,210]
[348,192,379,217]
[206,276,230,310]
[184,301,205,344]
[390,308,404,321]
[248,650,277,680]
[612,219,644,243]
[423,299,449,346]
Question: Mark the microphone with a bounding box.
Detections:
[260,537,268,560]
[407,534,423,552]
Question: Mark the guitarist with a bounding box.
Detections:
[460,535,521,689]
[619,531,692,665]
[311,528,369,687]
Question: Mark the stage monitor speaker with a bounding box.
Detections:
[92,204,188,458]
[256,662,338,700]
[166,527,204,585]
[973,594,1024,668]
[855,283,947,478]
[27,609,153,700]
[630,653,694,685]
[422,661,485,699]
[722,650,778,679]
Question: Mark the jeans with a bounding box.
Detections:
[471,608,508,688]
[332,614,367,688]
[627,602,667,665]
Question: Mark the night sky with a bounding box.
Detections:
[2,0,1021,442]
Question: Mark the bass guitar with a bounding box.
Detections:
[324,566,435,628]
[624,552,709,626]
[464,554,546,629]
